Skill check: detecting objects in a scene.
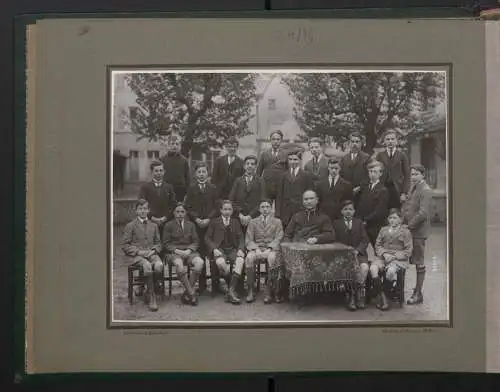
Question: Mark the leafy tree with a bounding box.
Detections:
[123,73,257,156]
[282,72,446,153]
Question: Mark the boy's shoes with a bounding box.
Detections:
[376,292,390,311]
[407,292,424,305]
[347,295,357,311]
[227,290,241,305]
[355,288,366,309]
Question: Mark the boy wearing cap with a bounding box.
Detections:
[212,137,245,200]
[401,164,433,305]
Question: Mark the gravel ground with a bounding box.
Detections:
[112,226,448,324]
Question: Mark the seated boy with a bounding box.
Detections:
[332,200,370,311]
[162,203,205,306]
[139,160,177,237]
[245,199,284,304]
[205,200,246,305]
[121,199,163,312]
[372,208,413,311]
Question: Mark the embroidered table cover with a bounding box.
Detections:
[274,242,360,299]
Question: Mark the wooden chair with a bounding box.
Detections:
[164,256,212,297]
[127,263,166,304]
[365,264,406,308]
[255,258,269,292]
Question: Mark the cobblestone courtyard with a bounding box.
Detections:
[112,225,448,323]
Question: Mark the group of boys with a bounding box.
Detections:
[122,130,433,313]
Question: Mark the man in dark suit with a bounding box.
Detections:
[212,137,244,200]
[275,150,316,228]
[283,190,335,244]
[258,130,285,202]
[138,161,177,237]
[317,157,354,223]
[339,131,370,202]
[160,134,191,203]
[229,155,267,233]
[355,160,390,247]
[333,200,370,311]
[205,200,246,304]
[373,129,411,209]
[304,137,329,182]
[401,164,433,306]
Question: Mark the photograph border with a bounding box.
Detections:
[107,63,453,330]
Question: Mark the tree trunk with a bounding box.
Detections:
[180,123,196,158]
[363,120,378,155]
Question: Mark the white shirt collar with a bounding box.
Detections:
[222,216,230,225]
[329,175,339,185]
[370,180,380,188]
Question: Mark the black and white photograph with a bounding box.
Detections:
[110,68,449,326]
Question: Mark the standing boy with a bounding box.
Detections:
[373,129,411,209]
[163,203,205,306]
[212,137,244,200]
[401,164,433,305]
[121,199,163,311]
[316,157,353,223]
[245,199,284,304]
[229,155,267,233]
[332,200,370,311]
[355,160,390,247]
[275,150,315,228]
[160,134,191,203]
[258,130,285,203]
[184,161,219,260]
[304,137,329,181]
[139,161,177,237]
[339,131,370,202]
[205,200,246,305]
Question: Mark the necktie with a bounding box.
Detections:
[390,149,394,159]
[179,220,184,231]
[346,220,352,230]
[313,158,318,173]
[263,217,267,226]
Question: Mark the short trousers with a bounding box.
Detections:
[133,254,163,271]
[371,257,408,271]
[217,248,241,264]
[165,252,202,266]
[410,238,427,265]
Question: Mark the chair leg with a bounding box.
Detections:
[399,269,406,308]
[255,263,261,293]
[128,268,134,305]
[168,262,173,297]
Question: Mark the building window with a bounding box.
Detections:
[147,150,160,160]
[129,150,139,158]
[268,98,276,110]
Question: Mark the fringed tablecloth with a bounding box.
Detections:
[271,242,359,299]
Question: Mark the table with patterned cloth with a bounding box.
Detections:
[271,242,360,299]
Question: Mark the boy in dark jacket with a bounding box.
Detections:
[205,200,246,305]
[160,135,191,203]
